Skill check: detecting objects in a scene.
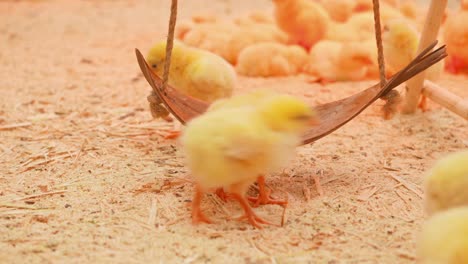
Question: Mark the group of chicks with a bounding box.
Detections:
[143,0,468,261]
[418,150,468,263]
[172,0,468,81]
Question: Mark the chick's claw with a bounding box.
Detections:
[229,193,277,229]
[418,95,428,112]
[192,211,212,225]
[164,130,181,139]
[248,188,288,208]
[248,175,288,207]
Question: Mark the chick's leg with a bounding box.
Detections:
[192,185,212,225]
[214,188,228,202]
[248,175,288,207]
[229,192,276,229]
[418,95,428,112]
[163,121,182,139]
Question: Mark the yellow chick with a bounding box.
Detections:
[182,22,288,65]
[207,90,276,112]
[181,22,241,64]
[424,151,468,215]
[354,0,400,12]
[382,19,443,110]
[326,12,376,42]
[418,207,468,264]
[383,19,419,74]
[146,40,235,103]
[399,1,419,21]
[305,39,377,82]
[227,24,289,64]
[338,40,378,81]
[317,0,355,22]
[444,2,468,74]
[273,0,330,49]
[304,40,343,81]
[236,42,308,77]
[182,93,317,227]
[208,90,291,206]
[234,11,275,26]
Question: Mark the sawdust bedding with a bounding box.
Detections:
[0,0,467,263]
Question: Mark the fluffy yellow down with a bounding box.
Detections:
[424,151,468,215]
[146,40,236,103]
[418,207,468,264]
[181,92,316,192]
[236,42,308,77]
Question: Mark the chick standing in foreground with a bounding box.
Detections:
[273,0,330,50]
[424,151,468,215]
[418,207,468,264]
[146,40,236,138]
[182,93,318,227]
[207,90,293,206]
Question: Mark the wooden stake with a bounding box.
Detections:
[423,80,468,120]
[402,0,447,114]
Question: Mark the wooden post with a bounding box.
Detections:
[402,0,447,114]
[423,81,468,120]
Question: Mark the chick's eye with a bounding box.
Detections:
[152,64,157,68]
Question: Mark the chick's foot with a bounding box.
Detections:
[164,130,181,139]
[229,193,277,229]
[418,95,428,112]
[192,186,212,225]
[248,175,288,207]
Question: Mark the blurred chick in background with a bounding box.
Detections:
[236,42,308,77]
[227,24,289,65]
[317,0,355,22]
[382,19,443,110]
[180,22,240,64]
[305,39,377,82]
[182,93,318,227]
[338,40,378,80]
[234,11,275,26]
[326,12,376,42]
[273,0,330,50]
[424,151,468,215]
[418,207,468,264]
[178,14,288,65]
[146,40,235,138]
[444,1,468,74]
[304,40,343,82]
[383,19,419,74]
